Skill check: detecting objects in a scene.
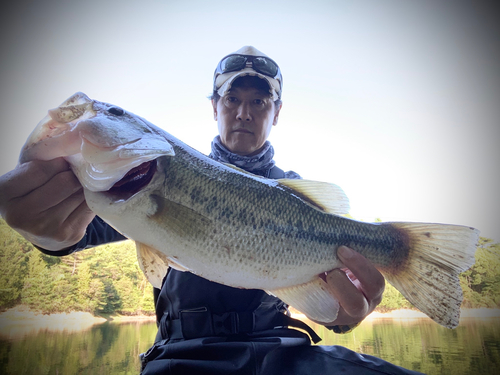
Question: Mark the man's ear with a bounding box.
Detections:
[212,99,218,121]
[273,103,282,126]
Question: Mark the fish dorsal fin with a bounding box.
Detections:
[136,242,172,289]
[221,162,350,215]
[222,162,257,176]
[277,179,350,215]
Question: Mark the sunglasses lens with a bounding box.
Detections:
[253,57,278,77]
[221,55,247,73]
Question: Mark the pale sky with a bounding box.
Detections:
[1,0,499,242]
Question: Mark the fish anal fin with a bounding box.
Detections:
[277,179,350,215]
[383,222,479,328]
[268,277,340,324]
[166,256,191,272]
[136,242,171,289]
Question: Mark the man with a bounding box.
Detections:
[0,46,421,374]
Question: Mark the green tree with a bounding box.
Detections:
[0,220,31,309]
[77,261,107,313]
[21,251,56,312]
[460,237,500,308]
[378,282,412,311]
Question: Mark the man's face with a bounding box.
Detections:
[212,86,281,156]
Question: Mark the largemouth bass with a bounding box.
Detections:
[19,92,479,328]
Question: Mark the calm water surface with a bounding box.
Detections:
[0,317,499,374]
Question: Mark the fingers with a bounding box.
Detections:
[58,200,95,244]
[325,268,370,321]
[65,200,95,233]
[2,164,83,231]
[0,158,71,201]
[12,169,83,215]
[337,246,385,305]
[0,158,94,250]
[319,246,385,326]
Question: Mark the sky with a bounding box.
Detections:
[1,0,499,242]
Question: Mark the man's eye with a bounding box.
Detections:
[226,96,238,102]
[254,99,265,105]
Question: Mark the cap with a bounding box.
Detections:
[213,46,282,101]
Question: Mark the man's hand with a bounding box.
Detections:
[0,158,95,250]
[317,246,385,327]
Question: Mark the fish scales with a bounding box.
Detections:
[18,92,480,328]
[142,146,409,287]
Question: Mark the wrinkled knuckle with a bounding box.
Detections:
[378,280,386,295]
[54,171,80,189]
[348,300,369,319]
[3,210,23,229]
[368,275,385,297]
[371,293,384,307]
[30,160,54,180]
[376,273,386,286]
[62,222,86,244]
[31,220,54,237]
[36,158,68,175]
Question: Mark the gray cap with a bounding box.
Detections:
[213,46,282,101]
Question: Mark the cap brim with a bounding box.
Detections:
[215,68,280,101]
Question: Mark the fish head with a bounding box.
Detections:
[20,92,175,192]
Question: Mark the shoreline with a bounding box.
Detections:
[0,306,499,337]
[0,305,156,339]
[291,307,500,324]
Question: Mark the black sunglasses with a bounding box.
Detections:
[213,54,282,92]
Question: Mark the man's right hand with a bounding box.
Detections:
[0,158,95,251]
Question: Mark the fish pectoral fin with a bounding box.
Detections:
[148,195,212,240]
[277,179,350,215]
[136,242,171,289]
[268,277,340,324]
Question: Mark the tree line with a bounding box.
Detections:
[0,219,498,316]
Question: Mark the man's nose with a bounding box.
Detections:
[236,103,252,122]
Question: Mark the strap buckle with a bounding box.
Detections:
[213,311,254,335]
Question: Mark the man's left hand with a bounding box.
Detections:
[315,246,385,327]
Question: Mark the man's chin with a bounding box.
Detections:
[224,139,261,156]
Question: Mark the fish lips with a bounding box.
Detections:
[105,159,158,201]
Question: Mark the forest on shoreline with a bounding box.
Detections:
[1,218,499,317]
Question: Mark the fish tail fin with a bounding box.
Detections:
[382,222,479,328]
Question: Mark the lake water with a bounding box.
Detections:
[0,316,499,374]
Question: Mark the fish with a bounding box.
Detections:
[19,92,480,329]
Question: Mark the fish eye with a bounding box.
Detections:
[108,107,124,116]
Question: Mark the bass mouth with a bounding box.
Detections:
[106,159,157,200]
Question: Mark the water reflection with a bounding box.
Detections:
[0,322,157,375]
[307,317,500,374]
[0,317,498,374]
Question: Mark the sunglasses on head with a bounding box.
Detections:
[213,54,282,91]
